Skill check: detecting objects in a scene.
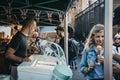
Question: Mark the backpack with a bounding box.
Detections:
[78,42,84,56]
[68,38,79,59]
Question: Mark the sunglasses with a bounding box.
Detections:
[114,38,120,40]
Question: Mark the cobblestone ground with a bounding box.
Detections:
[72,56,86,80]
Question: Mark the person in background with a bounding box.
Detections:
[113,53,120,80]
[112,33,120,80]
[112,33,120,57]
[28,32,39,45]
[68,26,79,70]
[54,35,61,43]
[28,32,40,54]
[113,5,120,80]
[55,26,64,50]
[55,26,79,69]
[5,18,37,74]
[80,24,104,80]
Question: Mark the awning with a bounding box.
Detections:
[0,0,72,26]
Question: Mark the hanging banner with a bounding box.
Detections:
[46,11,53,23]
[3,7,12,19]
[58,12,63,24]
[34,10,41,23]
[20,9,28,20]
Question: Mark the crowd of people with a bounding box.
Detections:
[54,23,120,80]
[0,5,120,80]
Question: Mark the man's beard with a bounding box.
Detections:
[59,34,62,38]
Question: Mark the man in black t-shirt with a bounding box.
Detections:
[5,18,37,74]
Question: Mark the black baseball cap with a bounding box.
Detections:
[55,26,64,31]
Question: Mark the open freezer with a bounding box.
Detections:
[17,55,58,80]
[17,39,72,80]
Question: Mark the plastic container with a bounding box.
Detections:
[51,64,72,80]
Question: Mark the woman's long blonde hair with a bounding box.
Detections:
[85,24,104,51]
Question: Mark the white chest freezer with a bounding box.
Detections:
[17,55,57,80]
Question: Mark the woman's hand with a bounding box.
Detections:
[83,61,94,73]
[97,55,104,63]
[83,67,89,73]
[88,61,94,70]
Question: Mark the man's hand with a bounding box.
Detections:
[22,56,33,62]
[113,64,120,74]
[113,53,120,63]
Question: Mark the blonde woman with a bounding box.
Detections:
[80,24,104,80]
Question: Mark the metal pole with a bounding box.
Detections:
[64,0,72,65]
[104,0,113,80]
[64,12,68,65]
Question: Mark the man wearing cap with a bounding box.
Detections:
[113,33,120,54]
[55,26,65,50]
[55,26,79,69]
